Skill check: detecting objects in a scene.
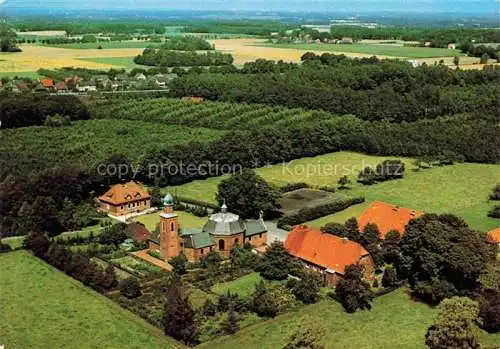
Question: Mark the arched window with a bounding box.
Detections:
[235,238,239,245]
[218,239,225,251]
[171,222,175,231]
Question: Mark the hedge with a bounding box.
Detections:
[173,195,219,210]
[277,197,365,229]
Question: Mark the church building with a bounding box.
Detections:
[148,194,268,263]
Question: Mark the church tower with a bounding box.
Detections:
[159,193,181,260]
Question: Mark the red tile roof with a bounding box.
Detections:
[40,78,55,88]
[98,181,151,206]
[358,201,424,239]
[487,228,500,244]
[285,225,370,275]
[125,223,152,243]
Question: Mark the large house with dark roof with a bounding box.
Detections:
[98,181,151,216]
[148,194,268,263]
[285,225,375,286]
[357,201,424,239]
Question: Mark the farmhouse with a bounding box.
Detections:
[39,78,55,90]
[285,225,375,286]
[148,194,268,262]
[98,181,151,216]
[486,228,500,246]
[358,201,423,239]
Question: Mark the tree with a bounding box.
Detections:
[0,23,21,52]
[489,184,500,201]
[230,243,258,269]
[425,297,480,349]
[335,264,374,313]
[289,271,321,304]
[24,232,51,258]
[358,167,377,185]
[480,294,500,333]
[103,265,118,289]
[216,169,282,219]
[251,281,295,317]
[119,277,142,299]
[488,205,500,218]
[381,230,402,265]
[150,186,163,207]
[345,217,362,242]
[283,322,325,349]
[258,241,298,280]
[170,253,188,275]
[221,307,240,334]
[163,277,198,345]
[399,214,493,304]
[480,53,489,64]
[337,175,351,190]
[382,266,398,288]
[99,223,127,246]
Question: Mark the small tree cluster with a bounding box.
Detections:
[335,264,374,313]
[251,281,295,317]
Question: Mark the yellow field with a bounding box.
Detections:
[0,44,143,73]
[0,39,495,74]
[210,38,394,65]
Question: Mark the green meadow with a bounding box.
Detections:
[0,251,184,349]
[199,287,500,349]
[76,56,144,69]
[133,211,208,231]
[167,151,500,232]
[256,42,461,58]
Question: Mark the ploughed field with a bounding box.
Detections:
[0,251,184,349]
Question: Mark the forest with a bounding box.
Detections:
[169,54,500,122]
[134,49,234,67]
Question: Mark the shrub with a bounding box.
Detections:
[119,277,142,299]
[280,182,310,193]
[490,185,500,201]
[44,114,71,127]
[488,205,500,219]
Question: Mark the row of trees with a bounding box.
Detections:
[0,23,21,52]
[0,93,90,128]
[134,49,233,67]
[24,232,118,292]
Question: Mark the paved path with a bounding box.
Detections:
[131,249,172,271]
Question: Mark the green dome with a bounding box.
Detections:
[163,193,174,206]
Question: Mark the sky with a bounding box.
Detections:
[0,0,499,14]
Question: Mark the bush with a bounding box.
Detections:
[490,185,500,201]
[288,271,321,304]
[277,197,365,229]
[0,242,12,253]
[280,182,310,193]
[170,254,188,275]
[120,277,142,299]
[382,266,398,288]
[44,114,71,127]
[488,205,500,219]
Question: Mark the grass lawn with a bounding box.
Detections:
[255,42,461,58]
[133,211,208,231]
[167,152,500,232]
[200,287,500,349]
[210,272,283,298]
[306,201,371,229]
[0,71,43,79]
[76,56,144,69]
[0,251,184,349]
[42,41,163,50]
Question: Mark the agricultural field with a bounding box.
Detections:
[133,211,208,231]
[0,251,183,349]
[76,56,143,69]
[199,287,500,349]
[166,152,500,232]
[91,97,335,130]
[42,41,163,50]
[255,42,461,58]
[0,119,224,176]
[0,45,144,73]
